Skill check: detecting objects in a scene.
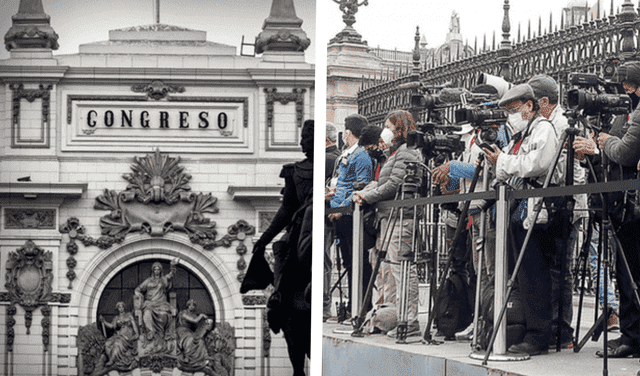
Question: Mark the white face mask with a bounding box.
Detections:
[508,112,529,133]
[380,128,394,145]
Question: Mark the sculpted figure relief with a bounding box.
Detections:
[99,302,139,371]
[134,258,179,353]
[177,299,214,370]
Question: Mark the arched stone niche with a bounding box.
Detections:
[74,233,241,328]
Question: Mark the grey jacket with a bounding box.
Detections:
[363,143,421,220]
[604,106,640,168]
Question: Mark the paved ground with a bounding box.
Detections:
[322,294,640,376]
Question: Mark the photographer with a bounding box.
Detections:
[353,110,421,337]
[574,61,640,358]
[484,84,563,356]
[528,74,577,348]
[328,114,374,319]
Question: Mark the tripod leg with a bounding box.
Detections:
[423,157,484,343]
[351,206,399,335]
[573,217,596,352]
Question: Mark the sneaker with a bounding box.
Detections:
[455,323,474,341]
[387,322,421,338]
[608,312,620,332]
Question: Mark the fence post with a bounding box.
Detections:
[494,184,510,355]
[352,203,364,318]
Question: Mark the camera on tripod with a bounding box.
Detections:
[454,98,508,151]
[566,72,631,116]
[406,122,465,160]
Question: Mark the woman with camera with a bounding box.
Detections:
[353,109,422,337]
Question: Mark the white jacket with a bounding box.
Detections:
[496,116,563,228]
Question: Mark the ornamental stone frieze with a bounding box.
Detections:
[60,149,255,253]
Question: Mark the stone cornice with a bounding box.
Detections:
[0,65,68,83]
[0,182,87,199]
[227,186,283,201]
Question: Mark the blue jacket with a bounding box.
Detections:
[330,145,373,209]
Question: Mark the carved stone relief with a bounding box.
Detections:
[59,218,83,289]
[2,240,69,350]
[4,208,55,230]
[131,80,185,101]
[77,319,236,376]
[64,148,257,250]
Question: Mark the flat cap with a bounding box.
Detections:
[498,84,536,108]
[527,75,558,103]
[616,62,640,86]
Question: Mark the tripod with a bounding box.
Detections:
[569,116,640,376]
[328,226,349,323]
[423,155,484,344]
[351,163,425,341]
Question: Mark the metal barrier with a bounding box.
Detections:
[329,177,640,357]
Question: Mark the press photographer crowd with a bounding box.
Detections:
[324,61,640,360]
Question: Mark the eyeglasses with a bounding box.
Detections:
[506,103,525,114]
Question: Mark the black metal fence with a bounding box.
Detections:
[357,0,640,126]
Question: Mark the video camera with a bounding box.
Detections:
[407,122,465,161]
[454,91,508,150]
[566,72,631,116]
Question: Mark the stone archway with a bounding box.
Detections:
[74,233,240,375]
[74,233,241,327]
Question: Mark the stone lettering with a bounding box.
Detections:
[179,111,189,128]
[87,110,97,127]
[159,111,169,128]
[198,111,209,129]
[104,111,114,127]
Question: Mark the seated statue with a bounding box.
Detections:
[176,299,214,370]
[99,301,139,371]
[134,258,178,352]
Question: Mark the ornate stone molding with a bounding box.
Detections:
[6,305,16,352]
[131,80,186,100]
[262,309,271,357]
[264,88,306,128]
[9,84,52,148]
[4,0,59,51]
[329,0,368,45]
[4,208,55,230]
[5,240,52,334]
[59,217,83,289]
[242,295,268,306]
[255,0,310,54]
[59,150,256,251]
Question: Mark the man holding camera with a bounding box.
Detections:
[327,114,374,319]
[575,61,640,358]
[483,83,563,356]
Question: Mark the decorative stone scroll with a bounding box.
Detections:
[131,80,185,100]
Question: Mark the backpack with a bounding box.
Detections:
[476,280,526,350]
[435,272,473,338]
